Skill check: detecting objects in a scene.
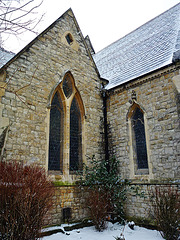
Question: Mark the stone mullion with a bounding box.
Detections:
[63,103,70,180]
[62,79,76,181]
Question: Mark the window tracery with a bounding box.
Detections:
[48,72,84,176]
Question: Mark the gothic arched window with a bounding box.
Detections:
[70,97,82,171]
[48,72,84,175]
[48,91,64,171]
[131,106,148,170]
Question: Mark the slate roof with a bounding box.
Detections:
[93,3,180,90]
[0,47,15,68]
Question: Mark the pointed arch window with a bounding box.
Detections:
[127,103,150,177]
[70,97,82,171]
[48,72,84,175]
[131,107,148,170]
[48,91,64,171]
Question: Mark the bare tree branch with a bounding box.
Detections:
[0,0,44,47]
[0,66,38,110]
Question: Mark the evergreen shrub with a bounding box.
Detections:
[79,156,128,231]
[0,161,54,240]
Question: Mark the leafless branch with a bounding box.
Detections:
[0,0,44,46]
[0,66,38,110]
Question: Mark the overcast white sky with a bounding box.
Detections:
[5,0,180,53]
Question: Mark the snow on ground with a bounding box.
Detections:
[42,222,163,240]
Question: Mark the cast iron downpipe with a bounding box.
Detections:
[102,86,110,172]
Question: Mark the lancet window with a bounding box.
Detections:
[48,72,84,174]
[131,107,148,169]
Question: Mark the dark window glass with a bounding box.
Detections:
[70,97,82,171]
[63,75,73,98]
[66,33,73,45]
[132,108,148,169]
[48,91,63,171]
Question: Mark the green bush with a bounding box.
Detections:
[79,156,128,231]
[0,161,54,240]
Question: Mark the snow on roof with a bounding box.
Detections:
[0,47,15,68]
[93,3,180,90]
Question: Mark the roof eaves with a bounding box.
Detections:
[106,62,177,91]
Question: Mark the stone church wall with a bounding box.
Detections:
[107,65,180,181]
[0,10,104,225]
[0,10,104,171]
[44,185,89,226]
[125,183,179,223]
[0,9,179,226]
[107,64,180,220]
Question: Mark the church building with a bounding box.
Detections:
[0,3,179,225]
